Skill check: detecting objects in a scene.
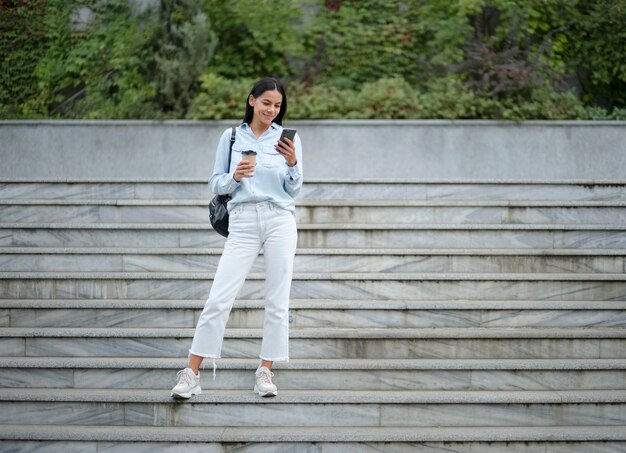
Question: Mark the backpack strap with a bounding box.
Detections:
[227,126,236,171]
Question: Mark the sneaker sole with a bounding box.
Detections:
[171,386,202,399]
[254,385,277,397]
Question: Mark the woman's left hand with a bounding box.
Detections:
[275,137,297,167]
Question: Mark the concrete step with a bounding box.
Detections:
[1,271,625,301]
[1,388,625,427]
[2,223,625,249]
[0,180,208,201]
[2,357,624,391]
[3,327,625,359]
[1,200,624,224]
[2,178,625,201]
[1,247,624,273]
[2,299,626,328]
[1,425,625,451]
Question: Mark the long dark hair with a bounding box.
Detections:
[243,78,287,126]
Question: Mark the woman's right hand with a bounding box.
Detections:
[233,160,255,182]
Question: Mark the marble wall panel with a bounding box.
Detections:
[293,255,448,273]
[24,338,190,358]
[0,183,136,200]
[546,442,626,453]
[12,335,626,360]
[320,443,545,453]
[2,227,625,249]
[108,206,206,224]
[299,183,428,201]
[0,229,12,246]
[96,442,223,453]
[508,207,626,224]
[8,308,194,328]
[0,309,9,327]
[289,280,626,301]
[288,309,483,328]
[0,205,207,224]
[4,367,624,392]
[277,369,471,391]
[469,370,626,391]
[2,253,623,274]
[0,255,123,272]
[6,273,626,301]
[144,402,382,427]
[0,206,103,223]
[0,401,124,425]
[0,368,73,388]
[407,339,604,359]
[4,181,624,202]
[7,229,183,248]
[133,183,210,200]
[295,230,626,249]
[480,310,626,328]
[296,206,626,225]
[13,336,626,360]
[73,368,245,390]
[424,184,626,202]
[0,338,25,356]
[0,441,99,452]
[122,254,220,272]
[448,256,624,274]
[600,340,626,358]
[2,441,625,453]
[380,403,626,427]
[0,180,211,201]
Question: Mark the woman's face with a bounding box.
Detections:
[249,89,283,128]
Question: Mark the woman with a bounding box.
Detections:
[171,77,303,398]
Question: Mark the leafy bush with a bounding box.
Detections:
[1,0,624,120]
[186,73,254,120]
[565,0,626,108]
[34,0,159,118]
[0,0,49,117]
[202,0,303,79]
[586,107,626,121]
[155,0,217,116]
[301,1,425,87]
[187,74,588,121]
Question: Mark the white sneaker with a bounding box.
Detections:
[254,366,278,397]
[171,367,201,399]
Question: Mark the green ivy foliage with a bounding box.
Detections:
[155,0,217,116]
[201,0,304,79]
[0,1,49,117]
[188,74,589,121]
[301,1,425,88]
[565,0,626,108]
[33,0,159,118]
[0,0,624,119]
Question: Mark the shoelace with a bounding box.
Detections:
[176,369,192,386]
[256,369,274,385]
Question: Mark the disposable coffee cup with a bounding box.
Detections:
[241,150,257,165]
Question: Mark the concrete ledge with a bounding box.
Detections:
[2,177,626,183]
[3,222,625,230]
[1,271,625,280]
[2,424,626,442]
[1,327,624,338]
[2,247,625,255]
[2,120,625,179]
[2,298,625,310]
[3,357,626,370]
[2,388,626,403]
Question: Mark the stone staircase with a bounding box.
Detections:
[0,178,625,452]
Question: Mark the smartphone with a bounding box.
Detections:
[280,128,297,143]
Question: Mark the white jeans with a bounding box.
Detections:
[189,201,298,365]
